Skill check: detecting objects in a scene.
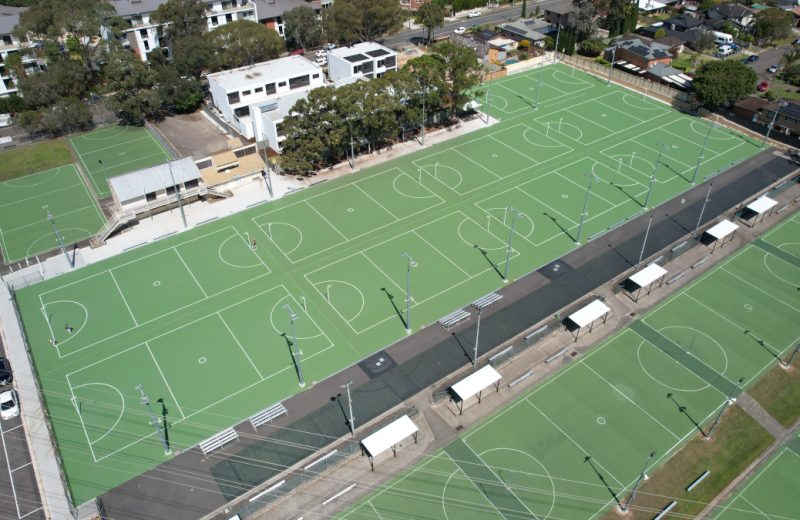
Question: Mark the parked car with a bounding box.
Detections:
[324,43,337,51]
[467,10,481,18]
[289,48,305,56]
[0,389,18,420]
[454,26,467,34]
[314,49,326,57]
[315,56,327,66]
[747,54,759,63]
[794,37,800,45]
[768,64,779,73]
[0,358,12,387]
[757,80,770,92]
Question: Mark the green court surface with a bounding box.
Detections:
[14,63,765,503]
[336,237,800,520]
[0,164,105,263]
[69,126,172,198]
[761,211,800,258]
[711,447,800,520]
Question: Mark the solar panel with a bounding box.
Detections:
[503,25,527,36]
[344,54,368,63]
[366,49,389,57]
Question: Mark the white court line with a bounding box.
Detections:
[65,373,98,462]
[720,266,800,314]
[354,184,400,221]
[582,364,680,440]
[109,271,139,326]
[73,134,151,157]
[412,230,471,277]
[453,149,504,180]
[304,200,351,241]
[0,227,9,263]
[173,248,209,298]
[217,313,264,380]
[11,462,32,473]
[144,342,186,419]
[88,151,172,194]
[368,500,385,520]
[19,508,44,519]
[0,183,85,209]
[552,171,616,207]
[2,205,100,234]
[361,253,407,297]
[514,188,579,227]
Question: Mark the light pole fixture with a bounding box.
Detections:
[401,252,417,333]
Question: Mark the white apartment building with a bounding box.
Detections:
[0,6,44,97]
[327,42,397,82]
[253,0,331,38]
[109,0,257,61]
[207,55,324,139]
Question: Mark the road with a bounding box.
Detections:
[381,0,565,47]
[747,45,788,79]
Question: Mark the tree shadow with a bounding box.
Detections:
[544,211,575,242]
[157,398,171,451]
[381,287,407,330]
[584,455,622,509]
[666,393,705,437]
[474,245,504,280]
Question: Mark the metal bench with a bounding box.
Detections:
[199,427,239,456]
[439,309,471,330]
[249,402,288,430]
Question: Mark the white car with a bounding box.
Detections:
[454,26,467,35]
[315,49,326,57]
[467,10,481,18]
[315,56,327,66]
[0,389,19,420]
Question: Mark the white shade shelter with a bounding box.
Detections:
[627,264,668,302]
[568,299,611,341]
[361,415,419,470]
[745,196,778,226]
[449,365,502,415]
[705,219,739,251]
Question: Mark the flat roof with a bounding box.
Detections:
[108,0,167,17]
[344,54,369,63]
[746,195,778,214]
[361,415,418,458]
[109,157,200,201]
[207,56,321,92]
[450,365,502,402]
[706,219,739,240]
[629,264,668,288]
[329,42,395,60]
[569,300,610,328]
[0,5,25,35]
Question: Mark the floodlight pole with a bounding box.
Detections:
[535,58,543,109]
[607,46,616,85]
[692,119,716,184]
[421,87,427,143]
[576,173,598,244]
[402,252,417,333]
[783,343,800,368]
[135,384,171,455]
[503,208,519,282]
[347,118,356,168]
[485,77,493,124]
[706,377,743,438]
[621,450,656,512]
[636,214,654,269]
[168,161,187,229]
[43,206,72,268]
[694,183,713,237]
[645,142,670,209]
[284,304,305,388]
[474,306,483,367]
[552,24,560,63]
[762,99,786,148]
[340,381,355,437]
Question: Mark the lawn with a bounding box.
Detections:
[0,139,74,182]
[748,364,800,427]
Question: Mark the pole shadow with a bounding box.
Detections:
[381,288,407,330]
[280,332,303,383]
[544,212,575,242]
[474,245,504,280]
[607,243,634,268]
[330,394,351,431]
[664,212,694,236]
[664,162,690,183]
[516,94,536,110]
[666,393,705,437]
[743,330,781,361]
[157,398,171,450]
[584,455,623,508]
[70,243,78,267]
[611,183,642,207]
[450,332,474,363]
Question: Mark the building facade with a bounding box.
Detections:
[0,6,44,97]
[399,0,433,11]
[207,55,324,139]
[327,42,397,82]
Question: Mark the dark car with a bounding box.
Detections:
[747,54,759,63]
[0,358,12,387]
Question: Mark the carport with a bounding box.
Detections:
[567,299,611,341]
[449,365,502,415]
[361,415,419,471]
[705,219,739,251]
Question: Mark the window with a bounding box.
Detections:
[361,61,373,73]
[227,91,240,104]
[255,87,263,93]
[211,16,219,26]
[226,13,233,22]
[143,40,150,51]
[185,179,200,189]
[278,81,286,87]
[242,89,251,96]
[377,59,384,68]
[265,83,276,95]
[289,75,310,90]
[384,56,396,68]
[234,106,249,118]
[353,65,361,74]
[139,29,148,38]
[166,186,176,195]
[145,192,157,202]
[312,73,319,79]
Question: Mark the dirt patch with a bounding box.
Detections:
[153,111,234,159]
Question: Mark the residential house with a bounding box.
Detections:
[497,18,556,46]
[606,36,674,71]
[327,42,397,82]
[760,99,800,137]
[544,0,575,27]
[704,3,755,31]
[733,96,770,121]
[399,0,433,11]
[486,37,517,63]
[252,0,331,39]
[0,6,44,97]
[638,0,669,15]
[207,55,325,139]
[638,22,708,50]
[646,62,692,89]
[663,12,705,32]
[654,35,686,56]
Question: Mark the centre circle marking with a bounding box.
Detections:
[347,208,354,213]
[198,356,207,364]
[153,281,161,287]
[597,416,607,425]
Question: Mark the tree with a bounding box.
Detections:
[148,51,203,113]
[14,0,123,77]
[782,48,800,69]
[693,59,758,109]
[567,0,597,42]
[209,20,285,71]
[691,31,716,52]
[153,0,210,75]
[754,8,792,43]
[654,27,666,40]
[0,95,26,115]
[324,0,403,44]
[104,50,161,123]
[430,41,482,120]
[283,5,323,50]
[579,38,606,57]
[417,2,445,42]
[406,53,447,118]
[281,86,344,175]
[17,58,87,109]
[783,63,800,86]
[17,97,92,135]
[535,5,541,18]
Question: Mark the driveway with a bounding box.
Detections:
[747,45,790,79]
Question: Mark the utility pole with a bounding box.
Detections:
[43,206,73,268]
[284,304,305,388]
[340,381,355,437]
[552,24,560,63]
[706,378,743,438]
[576,174,599,244]
[135,384,171,455]
[762,100,786,148]
[694,183,713,237]
[621,451,656,512]
[503,208,520,282]
[347,118,356,168]
[692,119,716,184]
[401,253,417,333]
[607,46,616,85]
[168,161,187,229]
[637,214,654,269]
